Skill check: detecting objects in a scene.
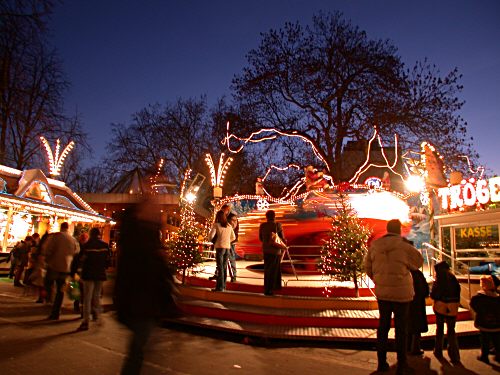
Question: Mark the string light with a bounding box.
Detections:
[40,137,75,177]
[222,121,329,171]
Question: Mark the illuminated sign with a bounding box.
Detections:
[455,224,499,250]
[438,177,500,210]
[364,176,382,189]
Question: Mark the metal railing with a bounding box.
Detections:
[421,242,473,303]
[197,242,376,294]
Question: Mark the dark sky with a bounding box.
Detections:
[50,0,500,175]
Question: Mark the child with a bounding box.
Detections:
[431,260,461,364]
[470,275,500,364]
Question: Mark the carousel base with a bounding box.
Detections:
[168,261,477,343]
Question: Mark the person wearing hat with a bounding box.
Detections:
[430,260,461,364]
[470,275,500,364]
[364,219,423,374]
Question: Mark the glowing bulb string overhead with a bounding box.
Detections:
[262,164,301,181]
[39,137,75,177]
[349,129,406,184]
[205,153,233,187]
[460,155,485,179]
[222,121,330,171]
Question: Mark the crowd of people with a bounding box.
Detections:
[7,222,112,331]
[4,205,499,374]
[208,205,287,297]
[364,219,500,374]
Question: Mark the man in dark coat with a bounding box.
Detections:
[259,210,286,296]
[408,269,429,355]
[77,228,110,331]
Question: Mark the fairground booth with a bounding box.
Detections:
[434,176,500,272]
[0,164,112,259]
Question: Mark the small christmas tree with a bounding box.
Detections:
[320,189,371,297]
[165,199,203,283]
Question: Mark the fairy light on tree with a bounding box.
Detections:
[165,169,203,283]
[320,188,371,297]
[205,152,233,198]
[39,136,75,178]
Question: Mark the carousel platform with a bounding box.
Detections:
[169,260,478,343]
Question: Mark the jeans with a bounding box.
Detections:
[82,280,103,323]
[229,244,237,278]
[377,300,410,366]
[215,248,229,291]
[479,331,500,360]
[434,313,460,362]
[45,268,69,318]
[121,318,155,375]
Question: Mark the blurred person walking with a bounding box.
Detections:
[77,228,110,331]
[114,200,178,375]
[42,222,80,320]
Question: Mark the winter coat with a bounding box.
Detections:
[363,233,423,302]
[430,270,460,303]
[470,291,500,332]
[42,231,80,273]
[408,269,429,333]
[259,220,286,255]
[209,223,235,249]
[80,237,111,281]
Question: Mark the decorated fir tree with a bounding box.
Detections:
[320,190,371,297]
[165,199,203,283]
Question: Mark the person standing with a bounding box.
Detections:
[259,210,286,296]
[42,222,80,320]
[13,236,32,287]
[431,260,461,365]
[77,228,110,331]
[408,269,429,355]
[227,212,239,282]
[470,275,500,364]
[209,210,236,292]
[71,232,90,314]
[363,219,423,374]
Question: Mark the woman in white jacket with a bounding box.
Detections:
[209,210,236,291]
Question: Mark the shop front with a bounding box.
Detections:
[435,176,500,270]
[0,165,112,259]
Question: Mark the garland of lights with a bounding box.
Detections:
[222,121,329,171]
[205,153,233,188]
[40,137,75,177]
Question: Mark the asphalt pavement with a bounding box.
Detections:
[0,278,498,375]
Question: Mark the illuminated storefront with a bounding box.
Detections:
[0,165,112,252]
[435,177,500,268]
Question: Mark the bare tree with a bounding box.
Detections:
[0,0,89,179]
[231,11,476,180]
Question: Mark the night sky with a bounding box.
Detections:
[50,0,500,175]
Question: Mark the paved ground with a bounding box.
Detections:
[0,278,499,375]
